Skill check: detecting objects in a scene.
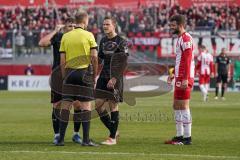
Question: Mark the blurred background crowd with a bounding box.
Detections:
[0,4,240,56]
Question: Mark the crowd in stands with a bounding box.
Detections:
[0,4,240,55]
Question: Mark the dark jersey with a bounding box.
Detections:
[50,32,63,70]
[98,35,128,79]
[216,55,231,74]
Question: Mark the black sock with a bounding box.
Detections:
[221,86,225,97]
[73,110,81,133]
[59,109,70,142]
[52,108,60,134]
[81,110,91,143]
[110,111,119,139]
[215,87,219,96]
[96,108,112,131]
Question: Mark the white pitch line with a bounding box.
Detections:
[0,150,239,159]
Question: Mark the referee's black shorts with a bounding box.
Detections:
[51,90,62,103]
[95,76,123,103]
[216,73,228,83]
[50,69,63,103]
[62,67,94,102]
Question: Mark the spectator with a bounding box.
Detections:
[24,64,34,75]
[15,31,25,56]
[0,5,240,57]
[25,28,34,56]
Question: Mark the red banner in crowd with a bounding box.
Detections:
[0,0,239,7]
[0,0,95,6]
[178,0,240,8]
[128,32,240,58]
[0,0,45,6]
[0,0,167,7]
[0,65,51,76]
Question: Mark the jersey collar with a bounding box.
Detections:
[178,31,186,37]
[75,26,84,30]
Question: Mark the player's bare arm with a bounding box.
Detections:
[181,49,192,89]
[91,48,98,84]
[215,63,218,77]
[38,24,65,47]
[167,68,175,84]
[107,77,117,89]
[210,61,215,77]
[60,53,66,77]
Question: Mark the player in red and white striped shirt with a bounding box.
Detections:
[165,15,194,145]
[196,45,214,101]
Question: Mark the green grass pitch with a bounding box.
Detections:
[0,91,239,160]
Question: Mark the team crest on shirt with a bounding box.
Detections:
[103,41,118,54]
[176,81,181,87]
[102,40,129,55]
[182,41,192,50]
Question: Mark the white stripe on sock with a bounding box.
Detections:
[181,109,192,138]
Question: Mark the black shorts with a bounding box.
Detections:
[217,74,228,83]
[95,76,123,103]
[51,90,62,103]
[62,67,94,102]
[50,70,63,103]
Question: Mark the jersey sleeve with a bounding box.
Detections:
[50,34,56,45]
[59,34,66,53]
[110,37,129,79]
[88,32,98,49]
[51,32,62,45]
[197,54,201,61]
[119,38,129,56]
[181,35,192,51]
[210,54,213,62]
[195,54,201,73]
[215,56,219,63]
[110,52,128,79]
[181,35,193,79]
[98,39,104,59]
[209,54,214,73]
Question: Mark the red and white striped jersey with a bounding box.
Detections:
[174,32,195,79]
[196,51,214,75]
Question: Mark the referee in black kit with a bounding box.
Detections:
[215,48,231,100]
[56,11,98,146]
[95,16,129,145]
[39,18,83,145]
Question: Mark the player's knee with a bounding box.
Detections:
[73,100,81,110]
[109,101,118,111]
[173,100,189,110]
[60,100,72,110]
[80,101,91,111]
[223,83,228,87]
[52,101,61,109]
[95,99,105,108]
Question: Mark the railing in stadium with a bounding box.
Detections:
[0,30,240,60]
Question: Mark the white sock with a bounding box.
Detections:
[205,83,209,94]
[174,110,183,137]
[199,84,207,97]
[73,132,79,135]
[55,133,60,137]
[181,109,192,138]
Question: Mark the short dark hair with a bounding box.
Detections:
[64,17,74,24]
[200,45,206,50]
[170,15,186,25]
[75,11,88,24]
[104,16,117,26]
